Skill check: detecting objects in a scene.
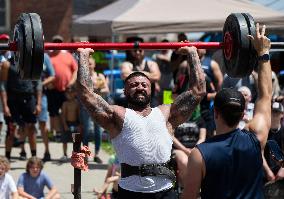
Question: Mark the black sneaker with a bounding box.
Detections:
[42,152,51,162]
[94,156,103,164]
[19,151,27,160]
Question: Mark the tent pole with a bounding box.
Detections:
[110,34,115,96]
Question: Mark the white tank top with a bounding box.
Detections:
[111,107,173,192]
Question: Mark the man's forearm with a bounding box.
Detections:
[187,51,205,93]
[36,90,42,105]
[77,51,113,121]
[0,91,8,108]
[78,53,94,92]
[258,60,272,99]
[170,49,205,127]
[175,50,205,117]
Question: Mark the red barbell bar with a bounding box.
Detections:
[5,41,224,51]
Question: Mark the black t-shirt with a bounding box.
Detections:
[6,60,41,97]
[264,126,284,174]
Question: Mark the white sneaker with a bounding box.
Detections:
[59,155,68,162]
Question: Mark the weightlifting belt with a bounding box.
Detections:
[121,162,176,182]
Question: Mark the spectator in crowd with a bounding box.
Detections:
[170,33,189,82]
[75,45,205,198]
[39,53,55,162]
[0,155,18,199]
[171,33,218,138]
[181,23,272,199]
[198,48,223,91]
[272,71,281,100]
[238,86,254,129]
[222,70,258,103]
[93,154,120,199]
[17,157,60,199]
[263,102,284,183]
[47,35,78,142]
[80,57,109,163]
[60,86,80,162]
[0,55,41,160]
[200,75,217,138]
[0,34,11,143]
[152,39,173,105]
[120,36,161,107]
[173,106,206,186]
[171,33,223,91]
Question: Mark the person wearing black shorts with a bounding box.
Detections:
[0,58,41,160]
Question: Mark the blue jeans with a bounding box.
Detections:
[80,105,102,154]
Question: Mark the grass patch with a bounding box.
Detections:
[101,141,115,155]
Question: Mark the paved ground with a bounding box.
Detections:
[0,136,111,199]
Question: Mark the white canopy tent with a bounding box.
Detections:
[72,0,284,37]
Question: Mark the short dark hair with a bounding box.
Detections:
[214,88,245,127]
[124,71,150,84]
[126,36,144,43]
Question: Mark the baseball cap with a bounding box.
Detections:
[52,35,63,43]
[272,102,284,113]
[0,34,9,40]
[214,88,245,112]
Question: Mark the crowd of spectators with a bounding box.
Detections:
[0,31,284,198]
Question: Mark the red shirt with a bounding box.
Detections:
[50,51,77,91]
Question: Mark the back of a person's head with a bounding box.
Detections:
[214,88,245,127]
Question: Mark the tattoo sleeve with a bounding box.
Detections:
[77,53,113,123]
[187,51,204,91]
[169,51,206,128]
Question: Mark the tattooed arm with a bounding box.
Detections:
[77,48,124,137]
[166,47,206,130]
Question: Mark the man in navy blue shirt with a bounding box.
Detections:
[182,24,272,199]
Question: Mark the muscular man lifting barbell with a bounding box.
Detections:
[75,44,205,198]
[181,23,272,199]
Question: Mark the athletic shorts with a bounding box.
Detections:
[6,94,37,126]
[45,89,66,117]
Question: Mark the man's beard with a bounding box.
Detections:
[126,92,151,107]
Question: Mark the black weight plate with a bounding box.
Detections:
[13,23,25,75]
[223,13,252,77]
[242,13,258,72]
[29,13,44,80]
[18,13,33,79]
